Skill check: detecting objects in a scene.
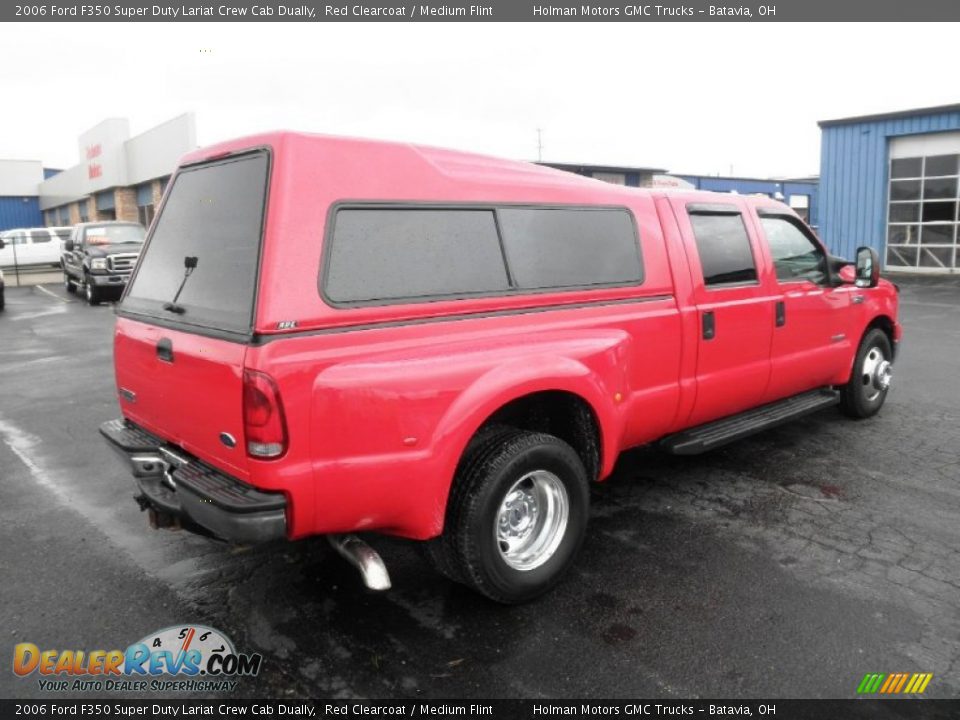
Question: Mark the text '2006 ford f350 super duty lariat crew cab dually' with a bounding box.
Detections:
[101,133,901,603]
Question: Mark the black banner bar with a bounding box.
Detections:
[1,700,959,720]
[6,0,960,22]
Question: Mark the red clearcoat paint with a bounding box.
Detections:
[113,132,901,542]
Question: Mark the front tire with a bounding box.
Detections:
[64,272,76,294]
[840,328,893,419]
[430,428,589,604]
[83,275,100,306]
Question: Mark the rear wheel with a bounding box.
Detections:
[840,328,892,419]
[427,428,589,604]
[83,275,101,306]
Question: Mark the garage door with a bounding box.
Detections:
[887,132,960,272]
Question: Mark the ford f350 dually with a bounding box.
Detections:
[101,133,901,603]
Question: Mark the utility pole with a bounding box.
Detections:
[536,128,543,162]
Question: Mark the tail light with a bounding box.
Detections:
[243,370,288,459]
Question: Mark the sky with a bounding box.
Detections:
[2,22,958,178]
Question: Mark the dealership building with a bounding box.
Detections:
[39,114,196,228]
[0,113,196,233]
[819,103,960,274]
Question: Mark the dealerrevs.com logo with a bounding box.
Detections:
[13,625,262,693]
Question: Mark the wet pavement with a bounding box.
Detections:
[0,277,958,700]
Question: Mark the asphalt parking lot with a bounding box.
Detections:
[1,277,958,701]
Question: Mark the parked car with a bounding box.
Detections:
[101,133,901,603]
[61,222,146,305]
[0,226,69,269]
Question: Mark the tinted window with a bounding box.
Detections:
[760,216,827,285]
[497,208,641,289]
[29,231,51,243]
[891,158,922,178]
[925,154,959,177]
[688,212,758,286]
[922,201,957,223]
[325,209,509,303]
[124,152,269,333]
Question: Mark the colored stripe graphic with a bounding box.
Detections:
[857,672,933,694]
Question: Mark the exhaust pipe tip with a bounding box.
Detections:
[327,534,392,591]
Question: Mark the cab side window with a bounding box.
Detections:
[688,210,759,287]
[760,216,827,285]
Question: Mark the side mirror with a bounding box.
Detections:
[64,239,75,251]
[0,238,5,250]
[855,246,880,288]
[838,264,857,284]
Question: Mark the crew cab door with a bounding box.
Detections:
[672,200,774,426]
[752,210,852,400]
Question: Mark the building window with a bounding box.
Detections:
[78,202,89,223]
[887,153,959,270]
[138,204,155,227]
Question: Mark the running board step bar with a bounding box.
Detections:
[661,388,840,456]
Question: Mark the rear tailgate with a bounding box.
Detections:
[114,149,270,480]
[114,319,249,479]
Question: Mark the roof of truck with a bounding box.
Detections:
[181,131,796,215]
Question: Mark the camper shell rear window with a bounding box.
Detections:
[122,150,270,334]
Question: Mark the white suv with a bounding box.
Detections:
[0,226,70,269]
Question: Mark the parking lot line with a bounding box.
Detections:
[34,284,70,304]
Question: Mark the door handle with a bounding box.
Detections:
[156,338,174,363]
[702,311,716,340]
[775,300,786,327]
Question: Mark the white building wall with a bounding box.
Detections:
[0,160,43,196]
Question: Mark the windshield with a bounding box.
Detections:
[122,151,269,334]
[84,224,145,246]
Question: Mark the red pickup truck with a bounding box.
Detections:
[101,133,901,603]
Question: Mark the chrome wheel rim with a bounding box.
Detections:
[861,346,891,402]
[495,470,569,572]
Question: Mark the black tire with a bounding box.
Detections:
[840,328,893,419]
[64,272,76,294]
[429,428,589,604]
[423,425,516,585]
[83,275,100,306]
[0,288,5,312]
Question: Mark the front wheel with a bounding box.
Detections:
[429,428,589,604]
[64,272,76,294]
[840,328,893,419]
[83,275,101,306]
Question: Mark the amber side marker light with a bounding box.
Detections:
[243,369,288,458]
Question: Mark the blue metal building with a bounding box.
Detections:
[819,104,960,273]
[676,174,820,227]
[0,162,59,232]
[0,197,43,232]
